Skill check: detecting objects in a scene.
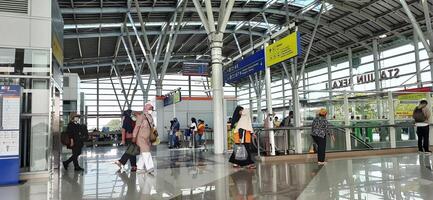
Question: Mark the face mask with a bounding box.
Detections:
[148,110,154,114]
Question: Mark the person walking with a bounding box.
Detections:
[169,118,180,149]
[114,110,138,171]
[413,100,431,154]
[63,113,85,171]
[190,118,198,148]
[311,108,334,165]
[197,120,206,147]
[229,106,256,169]
[133,103,156,174]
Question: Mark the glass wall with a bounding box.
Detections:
[81,75,236,129]
[0,47,54,172]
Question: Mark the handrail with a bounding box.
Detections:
[255,123,423,132]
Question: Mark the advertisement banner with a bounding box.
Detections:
[265,31,301,67]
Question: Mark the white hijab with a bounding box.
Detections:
[235,109,253,132]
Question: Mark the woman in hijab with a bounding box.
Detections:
[229,107,256,169]
[133,102,156,174]
[114,110,137,171]
[311,108,334,165]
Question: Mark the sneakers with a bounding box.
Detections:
[147,168,155,176]
[74,167,84,171]
[113,161,122,169]
[425,151,432,155]
[62,161,69,170]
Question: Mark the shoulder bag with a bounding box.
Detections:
[144,114,159,144]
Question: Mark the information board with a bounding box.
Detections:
[164,89,182,107]
[224,49,265,84]
[182,62,209,76]
[265,31,301,67]
[0,85,21,185]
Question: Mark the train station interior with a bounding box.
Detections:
[1,0,433,199]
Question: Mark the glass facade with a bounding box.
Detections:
[0,47,55,172]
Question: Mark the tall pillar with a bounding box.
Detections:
[96,76,100,130]
[265,60,275,156]
[388,91,396,148]
[211,33,225,154]
[249,82,253,120]
[156,80,163,96]
[327,55,333,117]
[282,72,286,117]
[414,31,422,87]
[291,60,303,154]
[348,47,354,91]
[256,88,263,123]
[373,39,383,118]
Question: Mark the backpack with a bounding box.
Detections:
[413,107,426,122]
[61,131,70,146]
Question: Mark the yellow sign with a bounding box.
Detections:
[397,93,426,101]
[265,31,300,67]
[395,103,417,116]
[52,34,64,66]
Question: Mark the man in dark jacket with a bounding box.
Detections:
[63,113,85,171]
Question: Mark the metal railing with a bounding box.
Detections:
[253,123,421,157]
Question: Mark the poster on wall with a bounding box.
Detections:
[0,85,21,185]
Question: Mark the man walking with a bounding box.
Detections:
[413,100,432,154]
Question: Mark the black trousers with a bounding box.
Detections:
[312,135,326,162]
[119,140,137,167]
[417,126,430,152]
[65,146,83,168]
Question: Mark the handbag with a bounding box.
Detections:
[126,143,140,155]
[144,115,159,144]
[234,144,248,161]
[234,131,248,161]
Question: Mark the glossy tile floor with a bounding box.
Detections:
[2,146,433,200]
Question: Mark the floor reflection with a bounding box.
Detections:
[298,153,433,200]
[8,146,433,200]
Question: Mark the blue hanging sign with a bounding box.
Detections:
[224,49,265,84]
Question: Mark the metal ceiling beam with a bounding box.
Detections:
[421,0,433,49]
[327,0,405,40]
[64,58,210,69]
[159,0,188,82]
[399,0,433,56]
[60,7,314,22]
[63,29,265,39]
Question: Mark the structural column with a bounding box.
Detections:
[348,47,354,91]
[327,55,333,117]
[249,82,253,121]
[211,33,225,154]
[373,39,383,118]
[388,91,396,148]
[414,31,422,87]
[156,80,163,96]
[96,76,100,130]
[265,57,275,156]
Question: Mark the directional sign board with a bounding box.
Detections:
[265,31,301,67]
[164,89,182,107]
[224,49,265,84]
[182,62,209,76]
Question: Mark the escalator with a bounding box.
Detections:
[333,127,373,149]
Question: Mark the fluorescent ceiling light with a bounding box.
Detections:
[379,34,387,39]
